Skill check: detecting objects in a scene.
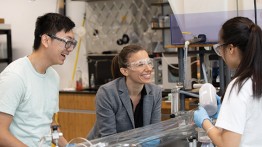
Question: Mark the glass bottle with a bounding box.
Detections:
[75,67,83,91]
[90,73,95,89]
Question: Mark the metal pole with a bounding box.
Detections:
[254,0,257,24]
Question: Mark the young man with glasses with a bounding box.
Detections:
[87,44,162,140]
[0,13,76,147]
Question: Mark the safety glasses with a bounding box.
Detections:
[126,58,154,70]
[213,43,227,56]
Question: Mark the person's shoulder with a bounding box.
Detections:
[97,78,126,96]
[146,83,162,91]
[8,57,27,67]
[100,77,124,88]
[2,57,28,74]
[229,77,252,90]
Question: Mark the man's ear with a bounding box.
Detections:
[41,34,50,48]
[120,68,128,76]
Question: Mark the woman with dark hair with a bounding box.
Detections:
[87,44,162,140]
[194,17,262,146]
[111,55,123,79]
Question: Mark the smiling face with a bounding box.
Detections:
[121,50,153,85]
[46,30,76,65]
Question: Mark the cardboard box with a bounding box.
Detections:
[0,18,4,24]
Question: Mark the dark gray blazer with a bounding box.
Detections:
[87,77,162,140]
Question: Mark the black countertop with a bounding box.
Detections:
[59,89,97,94]
[60,89,171,96]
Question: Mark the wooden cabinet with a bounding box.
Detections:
[58,92,96,141]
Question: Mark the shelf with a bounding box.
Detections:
[165,43,215,48]
[0,59,9,63]
[151,2,169,6]
[0,24,11,30]
[0,26,12,65]
[152,27,170,30]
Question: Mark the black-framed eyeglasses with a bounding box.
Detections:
[47,34,77,51]
[213,43,227,56]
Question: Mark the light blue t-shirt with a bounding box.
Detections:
[0,56,59,147]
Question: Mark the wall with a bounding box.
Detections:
[83,0,162,54]
[0,0,57,72]
[53,0,88,90]
[0,0,56,60]
[0,0,170,90]
[0,0,88,89]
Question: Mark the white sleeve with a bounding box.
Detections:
[215,79,251,134]
[0,72,25,116]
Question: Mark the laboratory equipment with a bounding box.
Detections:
[38,125,63,147]
[76,67,83,91]
[199,83,217,116]
[51,125,63,147]
[70,111,197,147]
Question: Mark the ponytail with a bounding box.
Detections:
[223,17,262,98]
[246,24,262,98]
[111,55,124,79]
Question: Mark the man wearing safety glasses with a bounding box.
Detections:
[0,13,76,147]
[88,45,162,140]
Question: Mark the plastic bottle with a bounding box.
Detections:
[75,67,83,91]
[199,83,217,116]
[90,73,95,89]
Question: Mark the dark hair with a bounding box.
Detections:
[33,13,75,50]
[221,16,262,98]
[111,44,147,79]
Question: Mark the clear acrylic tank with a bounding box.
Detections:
[68,111,198,147]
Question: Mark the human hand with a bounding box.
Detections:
[66,143,76,147]
[210,95,221,119]
[194,106,211,128]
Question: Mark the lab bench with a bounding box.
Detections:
[58,90,198,141]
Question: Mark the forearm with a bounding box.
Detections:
[0,130,27,147]
[202,119,223,147]
[58,136,68,147]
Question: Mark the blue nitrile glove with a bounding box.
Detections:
[142,139,161,147]
[210,95,221,119]
[194,106,211,128]
[66,143,76,147]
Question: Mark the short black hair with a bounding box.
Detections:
[33,13,75,50]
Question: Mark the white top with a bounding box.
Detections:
[216,78,262,147]
[0,56,59,147]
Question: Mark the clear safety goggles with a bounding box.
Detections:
[213,43,227,56]
[127,58,154,70]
